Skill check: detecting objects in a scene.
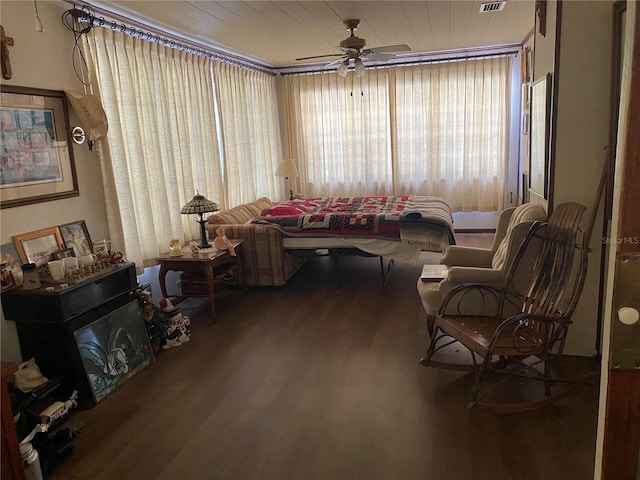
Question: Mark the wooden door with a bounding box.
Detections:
[599,2,640,478]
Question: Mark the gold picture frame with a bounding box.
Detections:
[0,85,79,209]
[13,226,65,266]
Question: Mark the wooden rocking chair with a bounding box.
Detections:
[420,202,590,413]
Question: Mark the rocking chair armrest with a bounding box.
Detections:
[438,283,506,317]
[446,266,504,284]
[488,313,573,354]
[496,313,573,331]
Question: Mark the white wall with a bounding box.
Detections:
[0,1,109,362]
[532,0,613,355]
[553,1,611,355]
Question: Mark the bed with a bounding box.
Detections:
[250,196,456,264]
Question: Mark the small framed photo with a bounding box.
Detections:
[13,227,65,266]
[59,220,93,256]
[1,263,16,291]
[93,239,111,254]
[1,242,22,270]
[1,243,21,292]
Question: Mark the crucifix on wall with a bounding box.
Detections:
[1,25,14,80]
[535,0,547,37]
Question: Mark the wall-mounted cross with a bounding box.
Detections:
[1,25,14,80]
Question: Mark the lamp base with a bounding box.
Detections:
[197,215,211,249]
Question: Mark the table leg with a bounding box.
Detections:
[236,253,246,293]
[159,264,169,299]
[204,265,216,321]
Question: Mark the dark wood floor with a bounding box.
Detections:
[51,236,599,480]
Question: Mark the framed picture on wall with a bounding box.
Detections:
[0,85,79,209]
[529,73,552,199]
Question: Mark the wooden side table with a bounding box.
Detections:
[157,239,244,319]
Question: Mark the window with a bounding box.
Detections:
[284,55,512,212]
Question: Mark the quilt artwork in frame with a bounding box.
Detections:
[0,85,79,208]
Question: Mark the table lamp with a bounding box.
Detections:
[180,193,220,249]
[275,159,299,200]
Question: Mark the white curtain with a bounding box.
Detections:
[283,70,392,197]
[284,56,511,211]
[393,57,510,211]
[213,63,281,206]
[85,28,224,269]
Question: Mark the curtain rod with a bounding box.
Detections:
[277,50,519,77]
[64,2,275,76]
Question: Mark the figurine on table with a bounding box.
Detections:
[213,226,236,256]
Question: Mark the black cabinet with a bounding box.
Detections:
[2,263,154,410]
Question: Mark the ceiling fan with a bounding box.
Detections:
[295,19,411,77]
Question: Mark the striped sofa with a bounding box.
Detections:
[205,197,308,286]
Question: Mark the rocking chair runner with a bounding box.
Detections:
[420,202,590,412]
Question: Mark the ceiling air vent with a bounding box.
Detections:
[480,1,506,12]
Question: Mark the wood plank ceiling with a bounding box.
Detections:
[86,1,535,67]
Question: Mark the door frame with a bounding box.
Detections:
[595,2,640,478]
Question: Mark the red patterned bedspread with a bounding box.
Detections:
[250,196,456,251]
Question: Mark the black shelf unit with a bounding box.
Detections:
[2,263,152,410]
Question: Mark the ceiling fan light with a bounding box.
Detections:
[354,58,366,77]
[336,60,349,77]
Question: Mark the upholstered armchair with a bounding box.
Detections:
[416,203,547,332]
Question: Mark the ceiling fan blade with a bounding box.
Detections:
[326,57,347,68]
[369,44,411,53]
[364,52,396,61]
[295,53,344,61]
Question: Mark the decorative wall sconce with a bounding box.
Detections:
[71,126,86,145]
[65,91,108,151]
